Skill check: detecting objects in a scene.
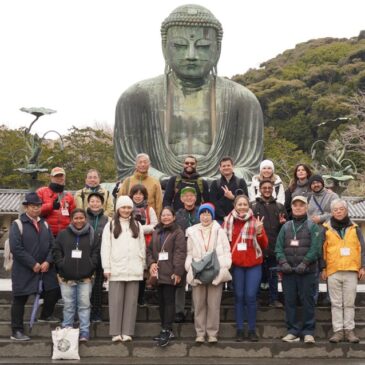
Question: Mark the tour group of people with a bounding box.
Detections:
[8,154,365,348]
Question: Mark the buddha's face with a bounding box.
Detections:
[164,26,219,79]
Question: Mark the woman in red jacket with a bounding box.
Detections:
[223,195,268,342]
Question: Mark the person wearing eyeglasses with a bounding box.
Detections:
[163,156,209,211]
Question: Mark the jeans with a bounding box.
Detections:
[233,264,262,331]
[282,272,316,336]
[60,281,92,337]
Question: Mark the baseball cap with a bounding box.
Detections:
[291,195,308,205]
[50,167,66,176]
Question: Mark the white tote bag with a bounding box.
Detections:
[52,327,80,360]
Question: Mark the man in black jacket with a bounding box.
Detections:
[163,156,209,211]
[251,180,287,307]
[210,156,248,223]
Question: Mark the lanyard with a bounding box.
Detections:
[75,236,80,250]
[291,221,306,239]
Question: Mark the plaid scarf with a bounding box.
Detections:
[223,209,262,259]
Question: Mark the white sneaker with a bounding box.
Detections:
[304,335,315,344]
[282,333,300,342]
[195,336,205,343]
[112,335,122,342]
[122,334,132,342]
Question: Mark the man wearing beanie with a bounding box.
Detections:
[307,175,339,225]
[37,167,76,237]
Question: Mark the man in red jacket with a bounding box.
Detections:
[37,167,76,237]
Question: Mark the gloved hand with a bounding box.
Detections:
[296,262,308,274]
[53,199,61,210]
[280,262,292,274]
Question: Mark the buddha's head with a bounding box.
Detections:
[161,4,223,80]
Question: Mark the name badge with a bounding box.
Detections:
[237,242,247,251]
[159,252,168,261]
[72,249,82,259]
[61,208,69,216]
[290,239,299,247]
[340,247,350,256]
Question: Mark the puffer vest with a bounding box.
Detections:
[283,219,317,272]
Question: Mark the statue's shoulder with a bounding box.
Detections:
[216,76,260,104]
[120,75,165,98]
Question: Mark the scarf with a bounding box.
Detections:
[223,208,262,259]
[330,216,352,236]
[133,200,148,225]
[68,222,94,246]
[49,183,65,193]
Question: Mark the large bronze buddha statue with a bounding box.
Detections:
[114,4,263,180]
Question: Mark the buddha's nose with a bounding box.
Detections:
[186,43,198,60]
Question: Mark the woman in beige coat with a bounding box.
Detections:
[185,203,232,343]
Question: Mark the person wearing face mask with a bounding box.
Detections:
[147,207,186,347]
[53,209,99,342]
[75,169,114,218]
[223,195,268,342]
[248,160,285,205]
[275,196,323,344]
[101,196,146,343]
[185,203,232,344]
[85,192,109,323]
[163,156,209,212]
[37,167,76,237]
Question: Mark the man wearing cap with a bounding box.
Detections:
[275,195,323,344]
[175,187,200,323]
[307,174,339,225]
[210,156,248,224]
[118,153,163,217]
[163,156,209,212]
[74,169,114,218]
[9,193,59,341]
[37,167,76,237]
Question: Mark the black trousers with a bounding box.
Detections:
[11,287,60,332]
[158,284,176,331]
[91,268,104,316]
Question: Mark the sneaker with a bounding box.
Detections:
[304,335,315,344]
[208,336,218,343]
[269,300,283,308]
[157,330,170,347]
[236,329,244,342]
[90,314,102,323]
[175,312,186,323]
[10,331,30,341]
[79,336,89,342]
[345,330,360,343]
[195,336,205,343]
[153,330,175,341]
[37,316,60,323]
[282,333,300,342]
[248,331,259,342]
[329,330,344,343]
[112,335,123,342]
[122,334,132,342]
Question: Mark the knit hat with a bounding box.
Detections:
[22,192,42,205]
[180,186,197,196]
[198,203,215,219]
[116,195,133,210]
[308,174,324,188]
[260,159,274,172]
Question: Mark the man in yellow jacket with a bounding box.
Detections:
[321,198,365,343]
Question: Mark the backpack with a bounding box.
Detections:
[4,219,49,271]
[175,176,205,201]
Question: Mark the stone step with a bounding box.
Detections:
[0,338,363,359]
[2,321,365,340]
[2,303,365,323]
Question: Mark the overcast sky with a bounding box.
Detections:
[1,0,364,136]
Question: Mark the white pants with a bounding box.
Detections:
[327,271,358,332]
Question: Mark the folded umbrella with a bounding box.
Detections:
[29,274,43,333]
